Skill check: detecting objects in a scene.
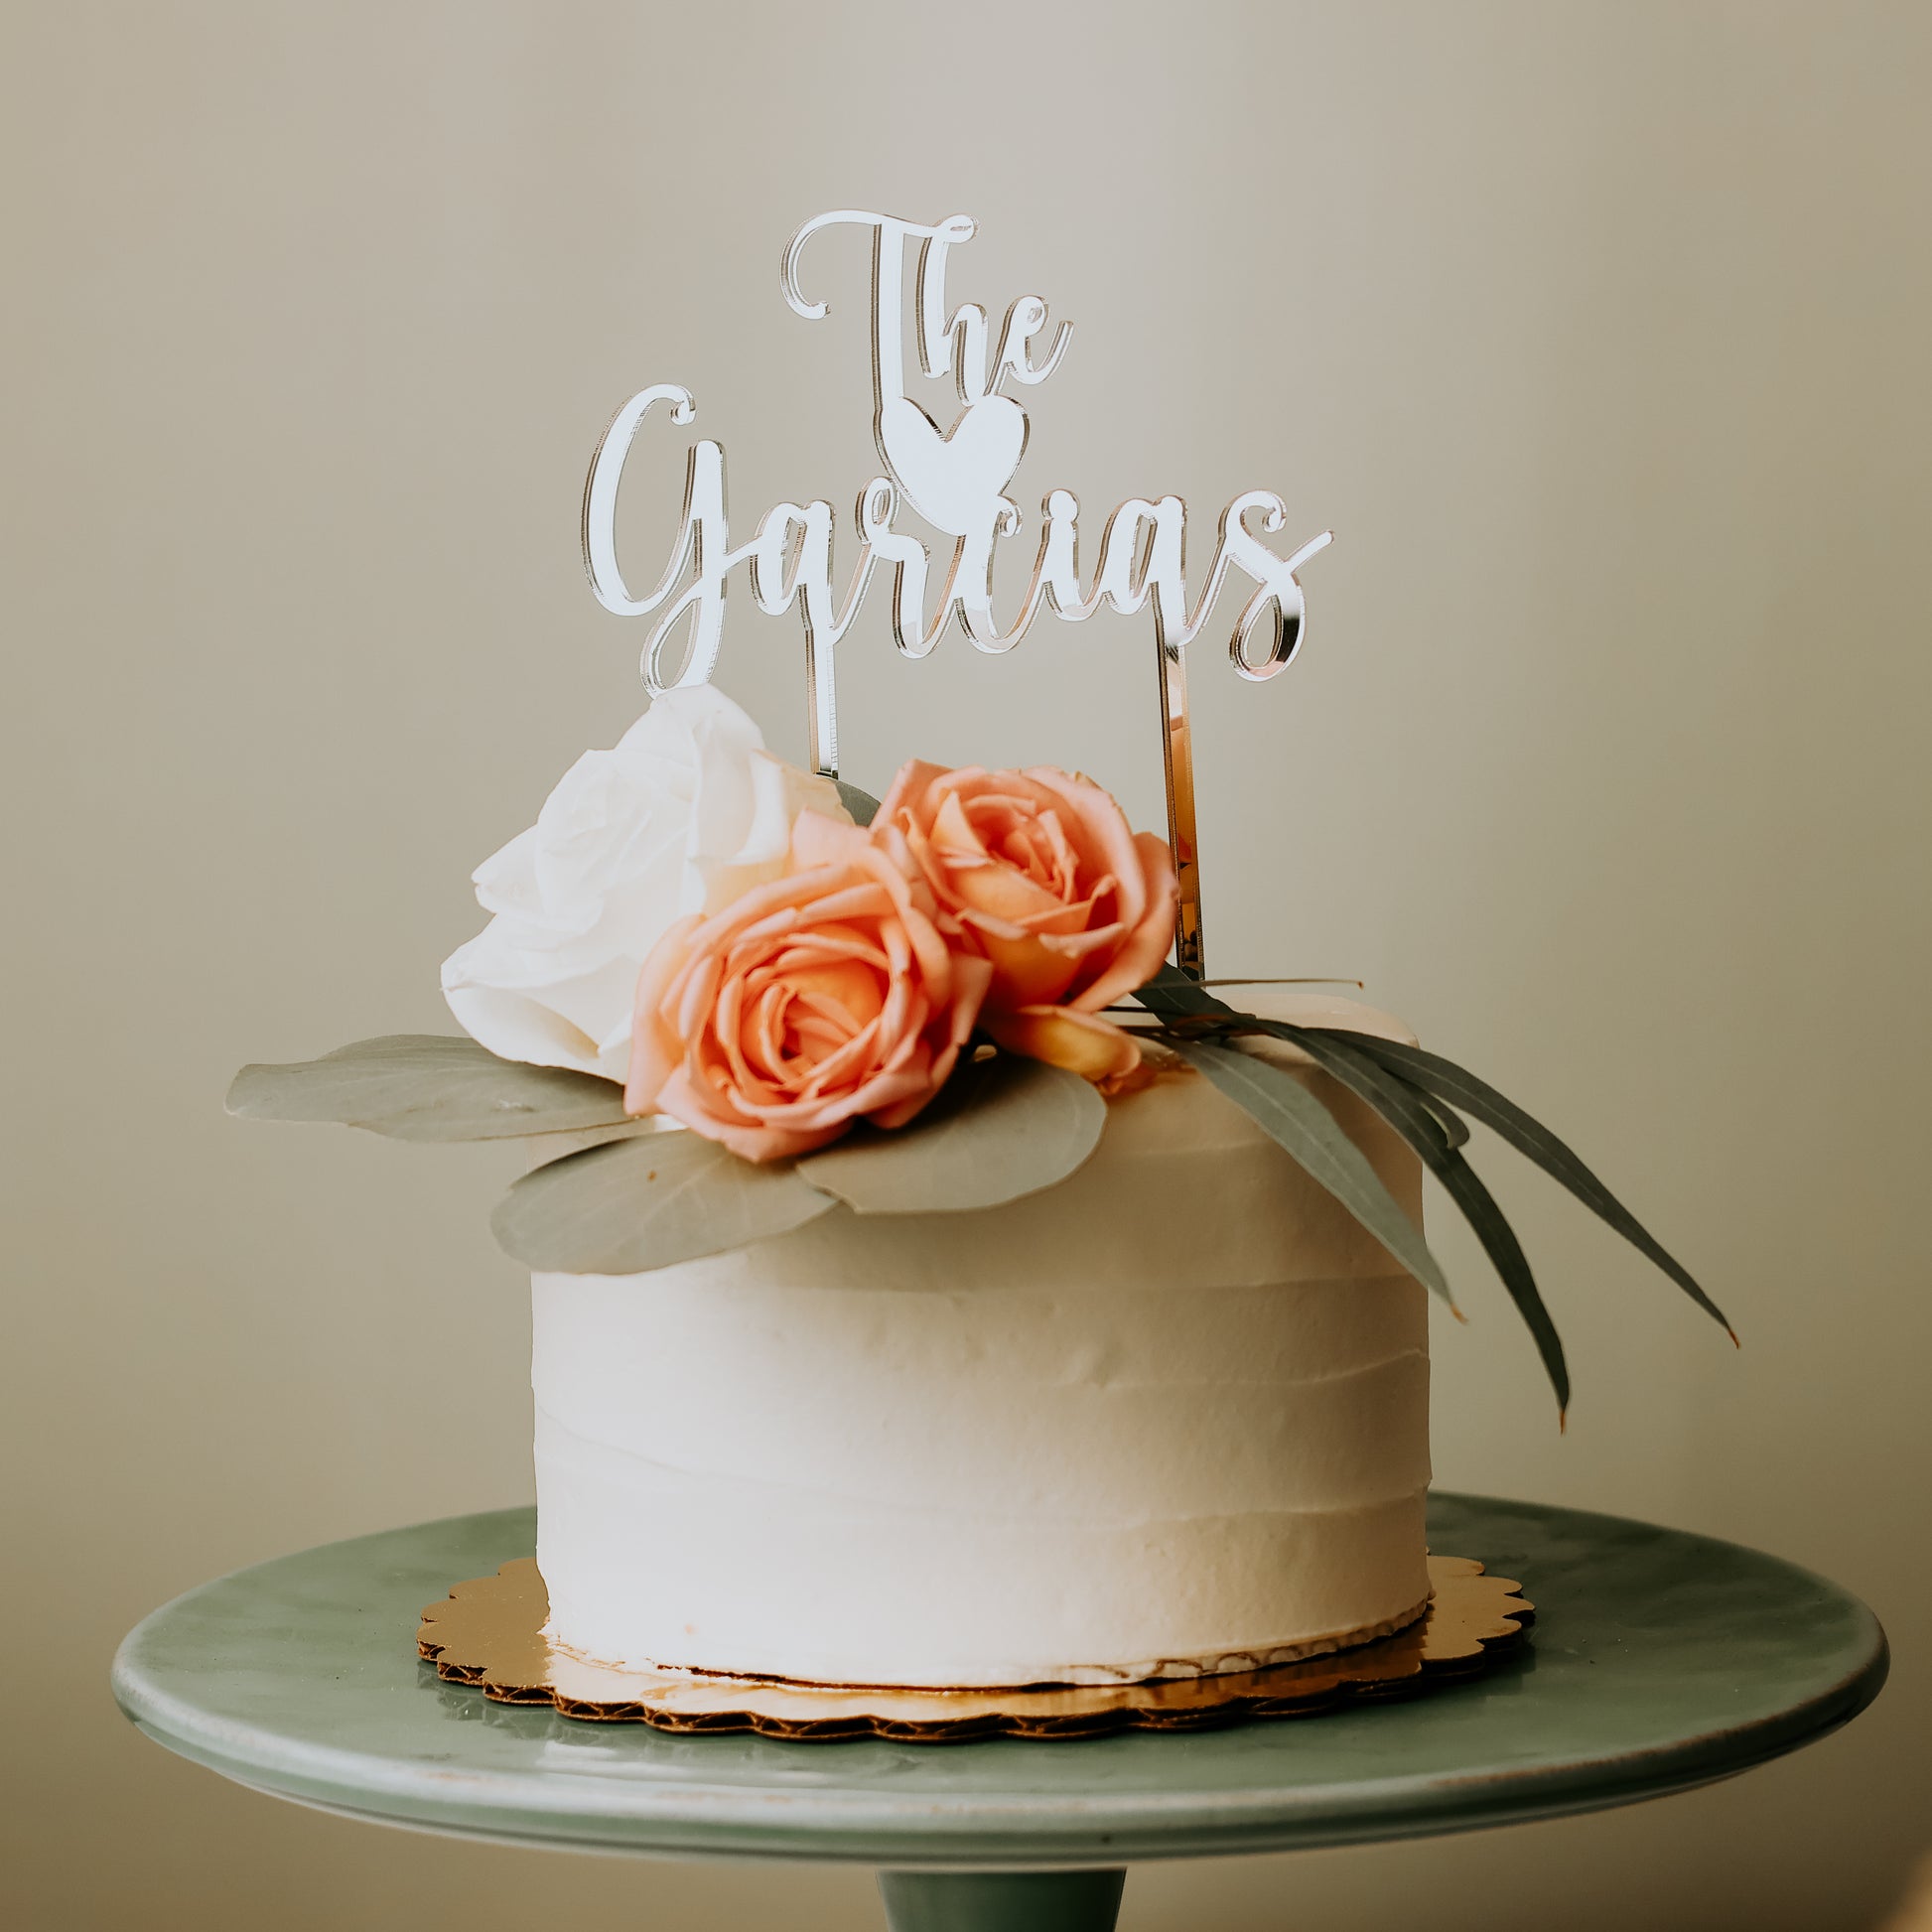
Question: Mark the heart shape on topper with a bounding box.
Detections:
[877,393,1028,538]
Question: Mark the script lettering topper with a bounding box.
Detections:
[581,209,1331,976]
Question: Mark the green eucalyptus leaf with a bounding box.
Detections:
[491,1130,838,1274]
[796,1055,1106,1213]
[1318,1030,1732,1341]
[834,780,883,827]
[1170,1039,1453,1307]
[226,1035,633,1142]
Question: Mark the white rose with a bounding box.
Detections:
[441,685,849,1082]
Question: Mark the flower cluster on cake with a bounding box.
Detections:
[232,684,1727,1691]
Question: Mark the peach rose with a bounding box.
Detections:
[625,811,992,1162]
[872,760,1176,1086]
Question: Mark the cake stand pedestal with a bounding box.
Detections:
[112,1493,1887,1932]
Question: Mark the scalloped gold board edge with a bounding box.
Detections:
[418,1553,1531,1740]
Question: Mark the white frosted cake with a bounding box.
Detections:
[223,210,1731,1721]
[530,998,1431,1689]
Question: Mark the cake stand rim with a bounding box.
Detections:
[109,1490,1890,1867]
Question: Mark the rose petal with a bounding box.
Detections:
[982,1005,1144,1089]
[1066,831,1178,1012]
[624,912,705,1114]
[652,1065,850,1162]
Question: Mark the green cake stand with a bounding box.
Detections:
[112,1492,1887,1932]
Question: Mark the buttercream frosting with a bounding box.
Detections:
[530,994,1432,1688]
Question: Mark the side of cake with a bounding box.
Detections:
[531,1003,1432,1689]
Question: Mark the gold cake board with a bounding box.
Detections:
[418,1555,1532,1741]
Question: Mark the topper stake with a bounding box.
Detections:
[1156,624,1204,978]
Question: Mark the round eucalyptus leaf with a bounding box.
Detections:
[492,1130,838,1275]
[797,1054,1106,1214]
[226,1035,632,1142]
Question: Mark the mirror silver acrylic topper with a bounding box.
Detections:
[581,209,1331,978]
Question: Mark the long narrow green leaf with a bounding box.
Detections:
[1132,961,1237,1021]
[1133,968,1676,1406]
[1240,1020,1470,1152]
[1430,1142,1571,1421]
[1167,1020,1576,1414]
[1316,1030,1733,1341]
[1135,969,1470,1150]
[1258,1024,1569,1415]
[1171,1039,1453,1307]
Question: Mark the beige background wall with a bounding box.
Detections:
[6,4,1929,1927]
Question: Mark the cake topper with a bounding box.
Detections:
[580,209,1333,978]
